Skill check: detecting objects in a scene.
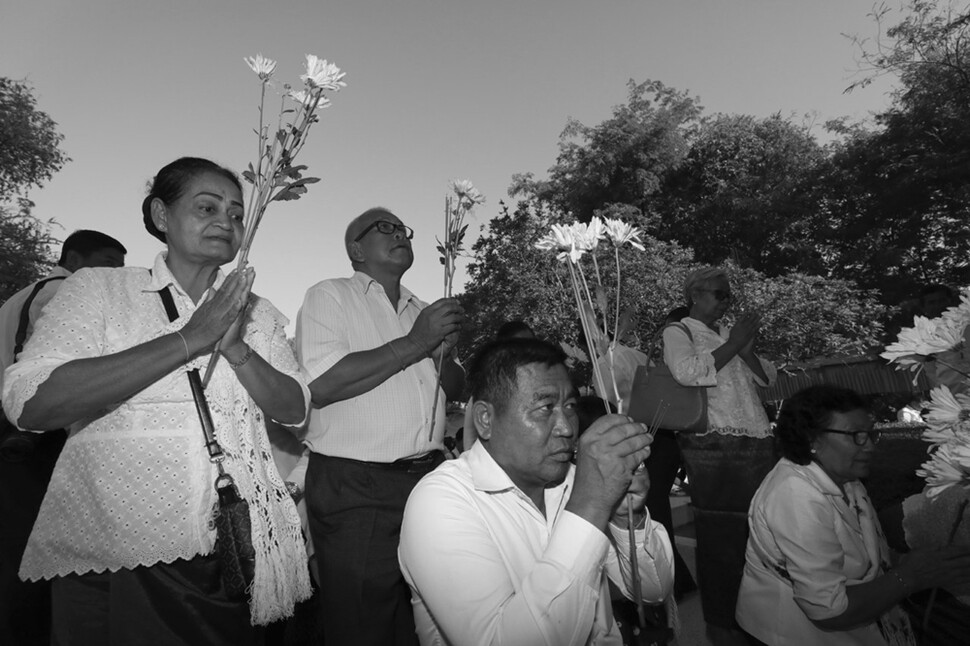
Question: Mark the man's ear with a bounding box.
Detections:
[348,241,365,263]
[472,400,494,441]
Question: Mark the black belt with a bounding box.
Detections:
[325,450,443,474]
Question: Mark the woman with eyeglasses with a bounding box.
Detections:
[661,265,779,641]
[737,386,970,645]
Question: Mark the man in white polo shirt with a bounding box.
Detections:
[296,207,464,646]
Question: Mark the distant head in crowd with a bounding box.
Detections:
[683,266,732,325]
[58,229,127,270]
[774,385,877,485]
[920,283,958,319]
[468,338,578,498]
[496,320,535,340]
[344,206,415,277]
[142,157,244,268]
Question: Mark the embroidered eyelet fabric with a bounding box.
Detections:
[1,254,312,624]
[663,317,776,438]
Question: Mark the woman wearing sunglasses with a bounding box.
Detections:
[661,265,778,641]
[736,386,970,645]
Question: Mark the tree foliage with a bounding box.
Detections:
[458,202,882,371]
[826,0,970,302]
[659,114,827,276]
[0,78,69,201]
[509,80,702,224]
[0,78,67,303]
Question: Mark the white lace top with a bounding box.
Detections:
[662,317,776,438]
[1,252,312,625]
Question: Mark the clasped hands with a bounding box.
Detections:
[177,267,255,361]
[566,414,653,532]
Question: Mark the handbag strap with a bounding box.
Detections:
[13,276,67,361]
[666,321,693,342]
[157,287,227,469]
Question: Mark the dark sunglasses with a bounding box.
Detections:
[820,428,881,446]
[698,288,732,301]
[353,220,414,242]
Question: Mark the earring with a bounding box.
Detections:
[810,447,817,455]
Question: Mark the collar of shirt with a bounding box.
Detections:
[464,441,574,517]
[145,251,227,301]
[46,266,73,280]
[351,270,420,315]
[788,459,866,534]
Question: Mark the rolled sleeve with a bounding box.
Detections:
[2,270,106,428]
[607,513,675,604]
[295,284,350,383]
[262,301,311,427]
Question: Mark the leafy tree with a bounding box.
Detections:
[458,203,882,373]
[826,0,970,302]
[659,114,827,276]
[0,78,68,302]
[509,80,702,224]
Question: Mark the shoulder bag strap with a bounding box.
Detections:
[667,321,693,343]
[157,287,227,467]
[12,276,67,361]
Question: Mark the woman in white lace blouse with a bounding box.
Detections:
[1,158,312,644]
[661,265,778,642]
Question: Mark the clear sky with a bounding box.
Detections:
[2,0,898,328]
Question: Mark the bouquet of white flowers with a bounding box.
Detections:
[203,53,346,385]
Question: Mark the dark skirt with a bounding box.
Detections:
[51,553,263,646]
[677,432,777,628]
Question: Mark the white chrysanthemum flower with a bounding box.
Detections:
[535,224,573,251]
[302,55,347,91]
[244,54,277,80]
[603,218,646,251]
[535,224,583,264]
[918,443,970,498]
[881,315,964,362]
[450,179,485,205]
[288,89,331,111]
[923,385,970,437]
[569,220,602,252]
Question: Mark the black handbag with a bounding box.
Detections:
[159,287,255,600]
[627,323,708,433]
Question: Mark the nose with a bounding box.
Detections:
[551,409,576,438]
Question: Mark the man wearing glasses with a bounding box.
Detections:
[296,207,465,646]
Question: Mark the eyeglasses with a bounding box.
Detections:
[698,288,732,301]
[820,428,881,446]
[353,220,414,242]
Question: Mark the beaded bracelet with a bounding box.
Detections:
[228,345,254,370]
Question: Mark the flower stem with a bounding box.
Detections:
[626,499,647,632]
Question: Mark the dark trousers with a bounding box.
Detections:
[306,451,443,646]
[676,433,777,629]
[0,429,65,646]
[644,429,696,597]
[51,553,262,646]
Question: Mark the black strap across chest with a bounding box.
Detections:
[157,287,225,463]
